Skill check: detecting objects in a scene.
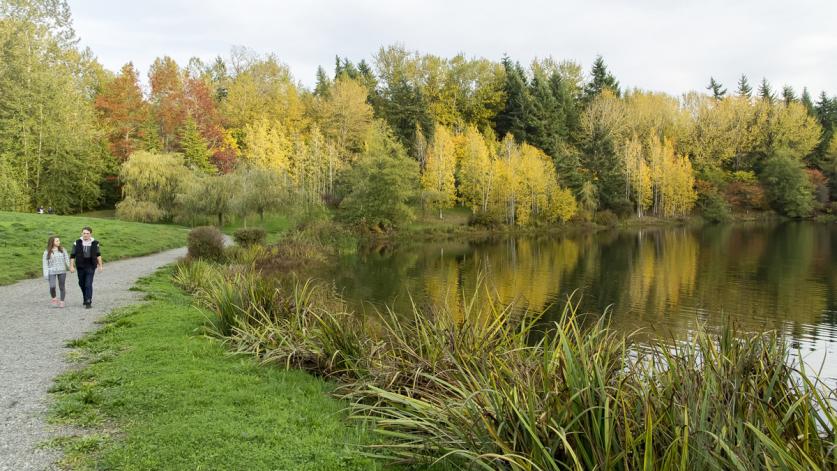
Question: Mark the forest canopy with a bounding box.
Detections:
[2,0,836,224]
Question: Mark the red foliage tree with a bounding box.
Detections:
[149,56,187,151]
[94,63,149,161]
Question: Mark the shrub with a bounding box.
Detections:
[696,180,731,222]
[806,169,830,207]
[725,181,767,212]
[187,226,224,261]
[233,228,266,247]
[698,190,730,222]
[468,211,503,229]
[593,210,618,227]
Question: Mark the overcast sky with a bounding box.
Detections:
[67,0,836,97]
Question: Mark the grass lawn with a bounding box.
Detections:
[0,211,187,286]
[47,269,387,470]
[222,212,294,244]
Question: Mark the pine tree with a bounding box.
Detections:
[494,56,531,143]
[736,74,752,98]
[527,68,565,157]
[314,66,332,97]
[801,87,815,116]
[781,85,796,106]
[706,77,727,100]
[179,118,214,174]
[583,55,620,102]
[758,78,774,103]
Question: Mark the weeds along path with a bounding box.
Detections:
[0,247,187,471]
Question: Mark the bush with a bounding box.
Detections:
[593,210,618,227]
[725,181,767,212]
[187,226,224,261]
[698,189,731,223]
[468,211,503,229]
[233,228,266,247]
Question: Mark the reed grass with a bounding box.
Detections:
[174,260,837,470]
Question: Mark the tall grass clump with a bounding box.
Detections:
[176,263,837,470]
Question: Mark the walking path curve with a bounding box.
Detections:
[0,247,187,471]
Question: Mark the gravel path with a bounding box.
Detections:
[0,247,187,471]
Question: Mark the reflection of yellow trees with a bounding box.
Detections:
[423,254,463,322]
[618,229,698,326]
[417,237,582,323]
[484,238,578,314]
[343,223,835,347]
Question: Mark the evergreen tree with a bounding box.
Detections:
[583,55,620,102]
[706,77,727,100]
[527,68,565,157]
[356,59,378,96]
[314,66,332,97]
[736,74,752,98]
[758,78,774,103]
[494,56,531,143]
[814,92,837,169]
[335,56,359,80]
[781,85,796,106]
[179,118,214,174]
[209,56,228,100]
[378,79,432,158]
[801,87,815,116]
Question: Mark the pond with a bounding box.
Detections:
[317,221,837,380]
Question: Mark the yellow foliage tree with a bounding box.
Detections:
[623,134,652,217]
[456,126,495,213]
[241,118,292,177]
[316,76,374,162]
[648,136,697,217]
[421,125,457,218]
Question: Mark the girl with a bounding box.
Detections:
[42,236,71,308]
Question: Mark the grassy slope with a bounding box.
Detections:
[47,269,384,470]
[0,211,187,285]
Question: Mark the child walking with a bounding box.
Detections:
[42,236,72,308]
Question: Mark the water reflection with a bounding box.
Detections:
[320,222,837,379]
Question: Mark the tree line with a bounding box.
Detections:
[2,0,837,227]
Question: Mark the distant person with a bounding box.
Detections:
[69,226,103,309]
[37,206,44,214]
[47,207,54,214]
[42,236,71,308]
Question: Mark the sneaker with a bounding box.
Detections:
[84,304,91,309]
[50,299,58,306]
[58,301,65,308]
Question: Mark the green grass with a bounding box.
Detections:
[47,268,386,470]
[0,211,187,285]
[222,212,293,244]
[76,209,116,219]
[179,259,837,470]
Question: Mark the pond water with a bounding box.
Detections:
[318,221,837,380]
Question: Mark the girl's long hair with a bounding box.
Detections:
[46,236,65,260]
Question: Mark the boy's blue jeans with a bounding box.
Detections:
[77,266,95,304]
